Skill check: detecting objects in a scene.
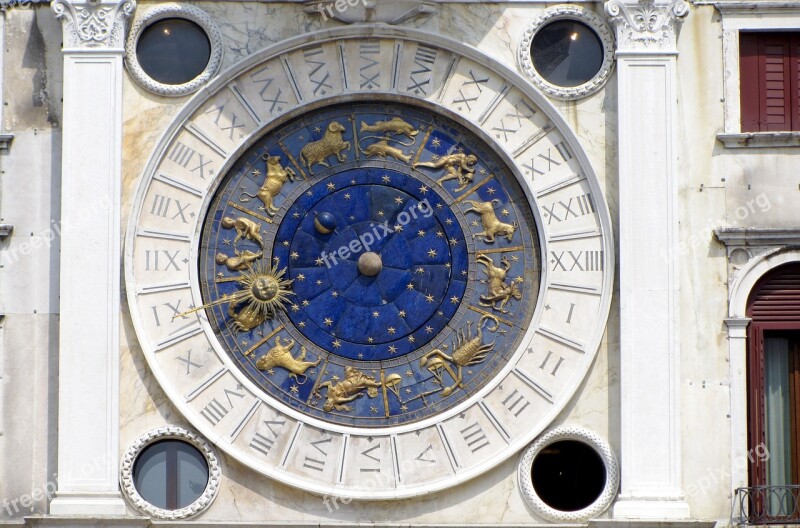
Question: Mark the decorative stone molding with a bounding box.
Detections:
[52,0,136,50]
[518,425,619,522]
[714,227,800,288]
[604,0,689,51]
[517,5,615,100]
[120,426,221,520]
[125,3,223,97]
[302,0,437,24]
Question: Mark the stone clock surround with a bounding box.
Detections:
[124,23,614,502]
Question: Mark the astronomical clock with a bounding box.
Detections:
[125,28,613,499]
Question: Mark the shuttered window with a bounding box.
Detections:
[740,32,800,132]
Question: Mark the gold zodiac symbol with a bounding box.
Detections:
[215,249,262,271]
[252,336,320,383]
[477,254,523,314]
[220,216,264,249]
[419,315,499,397]
[464,199,517,243]
[360,117,418,139]
[239,156,296,216]
[360,138,411,163]
[413,152,477,193]
[314,366,382,412]
[300,121,351,174]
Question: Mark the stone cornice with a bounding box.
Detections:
[714,227,800,248]
[51,0,135,50]
[604,0,689,52]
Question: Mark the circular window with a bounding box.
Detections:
[518,5,615,100]
[121,427,221,519]
[531,440,607,511]
[136,19,211,86]
[531,20,604,88]
[518,426,619,522]
[125,4,223,97]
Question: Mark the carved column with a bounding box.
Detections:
[604,0,691,519]
[49,0,135,515]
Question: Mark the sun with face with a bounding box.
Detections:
[236,263,294,319]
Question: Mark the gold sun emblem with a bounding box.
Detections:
[176,262,294,332]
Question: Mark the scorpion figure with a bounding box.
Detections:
[419,314,500,397]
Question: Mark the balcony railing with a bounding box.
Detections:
[733,486,800,525]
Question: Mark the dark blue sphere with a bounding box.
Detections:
[314,211,336,234]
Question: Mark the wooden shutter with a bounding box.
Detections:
[740,32,800,132]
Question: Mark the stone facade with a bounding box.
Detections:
[0,0,794,526]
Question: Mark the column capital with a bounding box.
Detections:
[604,0,689,53]
[52,0,136,50]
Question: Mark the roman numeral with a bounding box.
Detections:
[550,250,603,272]
[303,47,333,97]
[176,349,202,375]
[522,141,573,179]
[145,250,183,271]
[407,45,436,95]
[151,298,189,327]
[360,443,381,473]
[539,350,565,376]
[542,193,595,224]
[200,398,228,426]
[359,41,381,89]
[249,418,286,457]
[205,104,246,139]
[501,389,530,418]
[566,303,576,324]
[414,444,436,464]
[249,65,288,114]
[303,436,332,472]
[167,142,212,180]
[451,70,490,112]
[460,422,489,453]
[149,194,194,223]
[492,100,536,142]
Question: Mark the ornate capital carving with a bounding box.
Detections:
[52,0,136,49]
[604,0,689,51]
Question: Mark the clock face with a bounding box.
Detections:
[199,102,539,428]
[125,29,613,499]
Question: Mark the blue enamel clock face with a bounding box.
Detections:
[200,103,540,427]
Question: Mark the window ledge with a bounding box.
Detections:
[717,131,800,148]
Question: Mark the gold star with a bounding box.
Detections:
[370,406,379,414]
[332,291,339,297]
[316,280,323,285]
[436,230,444,237]
[291,251,299,259]
[449,238,458,246]
[408,335,416,343]
[292,304,300,312]
[298,321,306,328]
[388,327,396,334]
[407,283,415,290]
[252,169,262,178]
[293,212,301,218]
[297,274,306,281]
[419,186,429,194]
[371,311,379,318]
[445,263,451,268]
[450,296,460,304]
[425,326,433,333]
[332,339,341,348]
[267,369,275,375]
[405,388,412,394]
[430,154,440,162]
[398,310,406,318]
[487,187,496,195]
[324,317,333,326]
[425,294,434,302]
[327,182,336,191]
[428,249,437,258]
[445,218,453,225]
[511,255,520,261]
[461,270,468,276]
[302,300,310,306]
[405,370,413,377]
[416,267,425,274]
[418,230,426,237]
[395,197,404,204]
[471,220,479,227]
[401,404,408,411]
[479,168,487,175]
[314,126,322,133]
[515,276,525,283]
[217,272,224,278]
[315,258,324,266]
[358,353,364,359]
[502,209,510,216]
[394,225,403,232]
[283,241,290,247]
[306,191,313,197]
[377,211,385,217]
[273,256,280,263]
[436,203,444,209]
[290,385,299,394]
[389,345,398,354]
[431,138,441,147]
[222,239,231,246]
[368,337,374,343]
[344,193,351,200]
[382,175,391,183]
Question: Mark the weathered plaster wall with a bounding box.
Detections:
[0,5,62,520]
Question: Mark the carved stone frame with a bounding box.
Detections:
[517,5,615,101]
[120,426,222,519]
[517,425,619,522]
[124,3,223,97]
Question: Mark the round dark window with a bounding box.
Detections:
[531,20,604,88]
[531,440,606,512]
[136,19,211,86]
[133,440,209,510]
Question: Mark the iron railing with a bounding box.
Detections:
[733,486,800,525]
